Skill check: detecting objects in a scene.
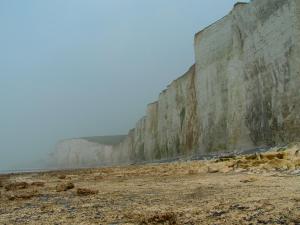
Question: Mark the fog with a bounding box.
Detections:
[0,0,244,171]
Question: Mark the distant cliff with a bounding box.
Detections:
[53,136,126,168]
[54,0,300,167]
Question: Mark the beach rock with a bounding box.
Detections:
[240,177,257,183]
[260,152,287,160]
[5,182,29,191]
[30,181,45,187]
[187,169,198,175]
[290,169,300,176]
[220,166,233,173]
[6,190,37,201]
[139,212,177,225]
[76,188,98,196]
[264,159,293,170]
[207,167,219,173]
[58,174,66,179]
[56,182,74,192]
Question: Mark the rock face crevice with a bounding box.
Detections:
[54,0,300,167]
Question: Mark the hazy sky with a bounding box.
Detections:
[0,0,246,170]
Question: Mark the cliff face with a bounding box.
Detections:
[127,65,200,161]
[195,0,300,152]
[121,0,300,161]
[54,0,300,167]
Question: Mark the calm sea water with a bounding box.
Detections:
[0,168,54,175]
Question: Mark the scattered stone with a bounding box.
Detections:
[240,177,257,183]
[56,182,74,192]
[40,205,48,211]
[234,168,248,173]
[220,166,233,173]
[58,174,66,179]
[31,182,45,187]
[245,154,259,160]
[207,167,219,173]
[187,169,198,175]
[290,169,300,175]
[139,212,177,225]
[261,152,286,160]
[230,204,249,211]
[293,197,300,202]
[6,191,37,201]
[256,153,262,160]
[227,161,236,168]
[5,182,29,191]
[235,159,250,169]
[76,188,99,196]
[276,146,288,152]
[264,158,292,170]
[209,210,227,217]
[94,175,104,181]
[216,155,236,162]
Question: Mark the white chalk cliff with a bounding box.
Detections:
[54,0,300,167]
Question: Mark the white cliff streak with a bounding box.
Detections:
[54,0,300,167]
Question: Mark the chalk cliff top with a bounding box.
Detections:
[82,135,127,145]
[194,1,249,38]
[59,135,127,146]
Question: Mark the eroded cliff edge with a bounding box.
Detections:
[54,0,300,167]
